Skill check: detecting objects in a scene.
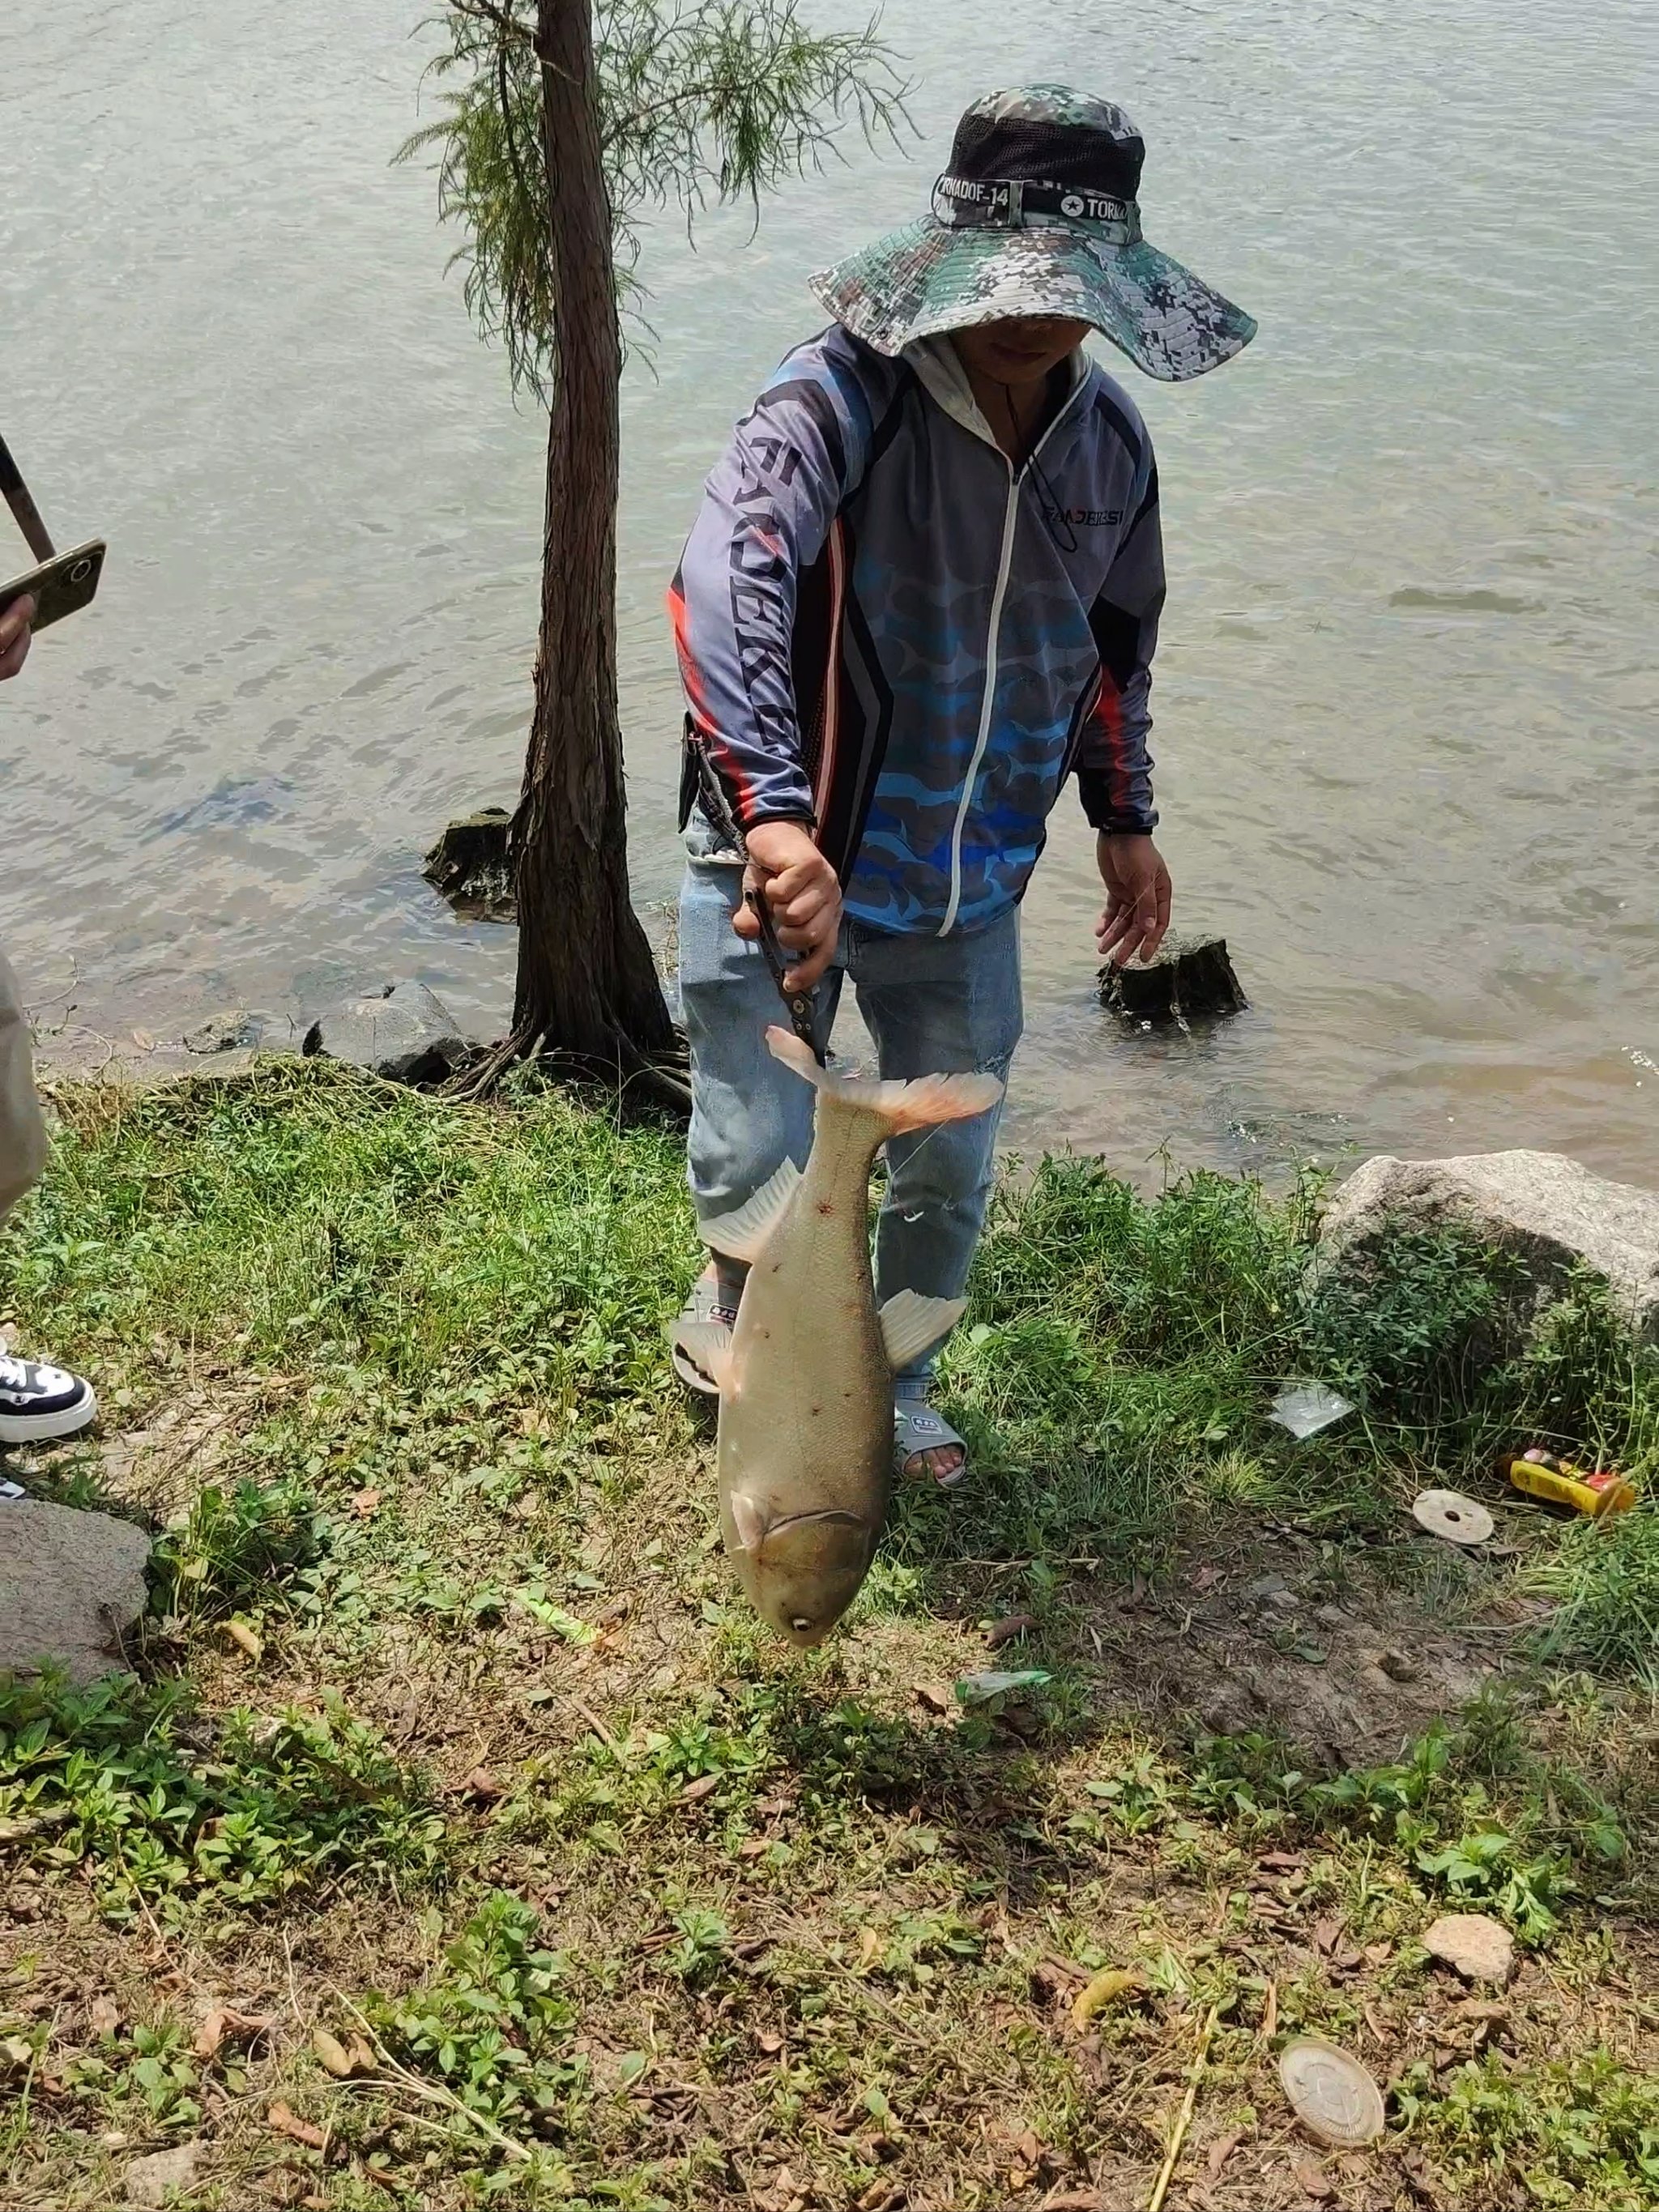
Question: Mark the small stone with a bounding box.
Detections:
[1099,932,1247,1023]
[0,1500,151,1686]
[1422,1912,1515,1986]
[126,2138,203,2206]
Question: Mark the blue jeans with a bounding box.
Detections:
[677,814,1022,1384]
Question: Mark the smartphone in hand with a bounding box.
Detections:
[0,540,106,633]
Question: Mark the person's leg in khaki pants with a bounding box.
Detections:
[0,948,96,1440]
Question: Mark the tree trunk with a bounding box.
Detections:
[503,0,680,1089]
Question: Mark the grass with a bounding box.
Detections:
[0,1058,1653,2211]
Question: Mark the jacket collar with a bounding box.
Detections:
[902,335,1093,455]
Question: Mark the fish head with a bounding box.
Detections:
[734,1502,874,1648]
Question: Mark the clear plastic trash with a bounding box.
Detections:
[1269,1383,1357,1439]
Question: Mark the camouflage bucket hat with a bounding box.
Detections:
[810,87,1256,382]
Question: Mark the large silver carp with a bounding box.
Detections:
[678,1026,1002,1647]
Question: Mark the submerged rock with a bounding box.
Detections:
[423,807,515,922]
[1319,1149,1659,1345]
[0,1497,151,1685]
[1099,933,1247,1023]
[301,980,467,1087]
[183,1008,259,1055]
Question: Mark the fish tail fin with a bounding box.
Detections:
[765,1026,1002,1134]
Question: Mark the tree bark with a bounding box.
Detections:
[504,0,680,1085]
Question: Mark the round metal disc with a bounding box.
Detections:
[1279,2037,1386,2147]
[1412,1487,1495,1546]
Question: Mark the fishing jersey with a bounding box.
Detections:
[670,325,1165,937]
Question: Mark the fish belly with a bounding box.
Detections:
[719,1200,891,1541]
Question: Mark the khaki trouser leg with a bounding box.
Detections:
[0,948,49,1226]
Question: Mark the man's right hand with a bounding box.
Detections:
[0,595,35,681]
[733,819,842,991]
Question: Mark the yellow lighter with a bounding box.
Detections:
[1503,1449,1636,1520]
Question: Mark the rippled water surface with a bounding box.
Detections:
[4,0,1656,1182]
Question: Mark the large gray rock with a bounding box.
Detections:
[1319,1150,1659,1344]
[0,1498,151,1684]
[301,980,467,1086]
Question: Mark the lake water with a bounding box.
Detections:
[3,0,1656,1186]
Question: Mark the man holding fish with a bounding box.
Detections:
[667,87,1253,1634]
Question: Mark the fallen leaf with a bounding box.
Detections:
[1038,2194,1102,2211]
[347,2034,375,2073]
[1,2035,34,2069]
[756,2030,785,2056]
[1070,1967,1145,2029]
[1292,2152,1333,2201]
[1262,1979,1279,2040]
[1191,1564,1223,1591]
[856,2184,905,2212]
[856,1927,882,1971]
[1312,1916,1342,1954]
[89,1993,121,2039]
[1206,2125,1247,2179]
[131,1029,157,1053]
[267,2099,327,2151]
[351,1488,382,1519]
[192,2005,271,2060]
[913,1682,953,1715]
[1259,1852,1305,1873]
[222,1618,262,1663]
[679,1774,720,1804]
[1334,1945,1365,1972]
[313,2028,356,2079]
[460,1767,504,1802]
[1364,1941,1393,1967]
[1398,2149,1440,2203]
[987,1612,1038,1650]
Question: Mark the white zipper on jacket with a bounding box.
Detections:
[936,388,1081,938]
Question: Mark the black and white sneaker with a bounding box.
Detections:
[0,1353,98,1443]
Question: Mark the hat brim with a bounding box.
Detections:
[809,219,1255,383]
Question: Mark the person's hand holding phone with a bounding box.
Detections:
[0,593,33,680]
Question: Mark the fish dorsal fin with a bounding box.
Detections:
[699,1157,803,1264]
[878,1291,968,1375]
[727,1490,769,1554]
[674,1322,735,1393]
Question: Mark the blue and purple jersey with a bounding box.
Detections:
[671,325,1163,936]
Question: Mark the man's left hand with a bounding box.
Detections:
[1095,831,1172,967]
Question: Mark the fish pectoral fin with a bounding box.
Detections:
[727,1490,770,1554]
[699,1158,803,1264]
[675,1322,736,1392]
[878,1290,968,1375]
